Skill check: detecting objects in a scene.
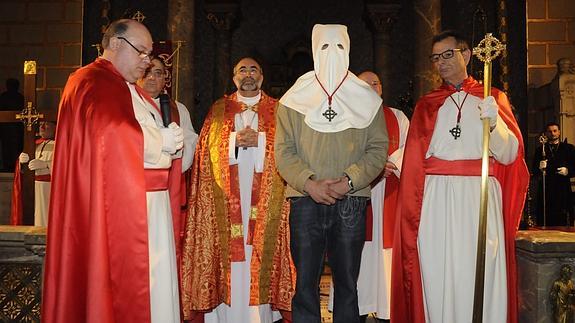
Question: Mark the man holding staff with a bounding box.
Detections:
[391,30,528,323]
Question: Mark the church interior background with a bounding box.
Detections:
[0,0,574,321]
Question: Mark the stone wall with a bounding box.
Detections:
[526,0,575,178]
[0,0,83,115]
[527,0,575,88]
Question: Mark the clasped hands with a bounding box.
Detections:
[304,176,351,205]
[19,152,49,170]
[236,126,259,148]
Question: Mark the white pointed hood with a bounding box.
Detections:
[279,24,382,133]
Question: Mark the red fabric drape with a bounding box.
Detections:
[10,158,22,225]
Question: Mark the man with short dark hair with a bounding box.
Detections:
[180,57,293,323]
[532,122,575,226]
[42,19,184,323]
[391,30,529,323]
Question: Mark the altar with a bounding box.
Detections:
[3,226,575,322]
[0,225,45,322]
[517,229,575,323]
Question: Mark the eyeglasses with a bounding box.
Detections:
[117,36,153,61]
[429,48,466,63]
[146,68,166,79]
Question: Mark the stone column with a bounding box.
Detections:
[205,2,239,102]
[365,2,401,104]
[167,0,195,119]
[413,0,441,100]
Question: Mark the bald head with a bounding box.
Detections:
[358,71,382,97]
[101,19,153,83]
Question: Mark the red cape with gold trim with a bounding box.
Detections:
[391,77,529,323]
[42,59,154,322]
[180,92,294,319]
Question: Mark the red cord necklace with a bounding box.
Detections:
[315,71,349,122]
[448,92,469,139]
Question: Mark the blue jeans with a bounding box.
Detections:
[289,196,367,323]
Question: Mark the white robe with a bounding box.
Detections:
[129,83,180,323]
[204,96,281,323]
[417,91,519,323]
[33,139,54,226]
[327,108,409,319]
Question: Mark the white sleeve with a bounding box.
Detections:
[177,102,199,172]
[129,83,171,168]
[489,117,519,165]
[141,124,172,168]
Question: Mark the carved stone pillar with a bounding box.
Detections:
[413,0,441,100]
[205,2,239,101]
[168,0,195,120]
[365,2,401,104]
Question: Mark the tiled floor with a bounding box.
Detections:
[319,274,333,322]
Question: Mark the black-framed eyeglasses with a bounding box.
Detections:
[429,48,466,63]
[117,36,153,61]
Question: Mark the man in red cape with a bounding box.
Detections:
[391,31,529,323]
[42,19,184,323]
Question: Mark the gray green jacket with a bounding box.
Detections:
[274,103,389,197]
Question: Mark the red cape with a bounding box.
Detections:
[42,59,152,322]
[11,138,49,225]
[391,77,529,323]
[10,157,22,225]
[365,106,399,247]
[382,106,400,249]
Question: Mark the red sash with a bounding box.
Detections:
[424,156,494,176]
[35,174,52,182]
[366,107,400,249]
[144,169,170,191]
[10,159,23,225]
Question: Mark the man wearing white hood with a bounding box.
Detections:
[275,24,388,323]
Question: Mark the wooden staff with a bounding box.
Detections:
[471,33,506,323]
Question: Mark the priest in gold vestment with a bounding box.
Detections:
[180,57,294,323]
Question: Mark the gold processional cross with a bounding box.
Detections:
[470,33,506,323]
[17,61,44,131]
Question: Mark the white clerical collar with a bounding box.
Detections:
[237,91,261,107]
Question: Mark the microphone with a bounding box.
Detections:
[159,94,171,127]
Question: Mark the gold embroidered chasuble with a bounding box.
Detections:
[180,92,294,318]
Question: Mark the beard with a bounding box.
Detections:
[239,77,260,91]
